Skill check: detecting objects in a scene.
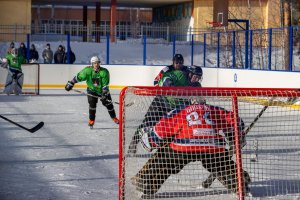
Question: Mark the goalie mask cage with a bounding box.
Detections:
[119,87,300,200]
[0,63,40,95]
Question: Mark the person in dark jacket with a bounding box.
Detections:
[18,42,27,59]
[42,43,53,64]
[29,44,39,63]
[54,45,65,64]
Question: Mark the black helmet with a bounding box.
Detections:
[173,54,184,64]
[188,65,203,77]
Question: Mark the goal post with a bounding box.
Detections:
[119,86,300,200]
[0,63,40,95]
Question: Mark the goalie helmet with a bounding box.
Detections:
[90,56,101,65]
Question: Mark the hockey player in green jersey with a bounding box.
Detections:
[65,56,119,128]
[1,48,26,95]
[128,66,203,154]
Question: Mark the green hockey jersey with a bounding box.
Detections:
[158,70,190,106]
[158,69,189,87]
[76,66,110,94]
[6,54,26,72]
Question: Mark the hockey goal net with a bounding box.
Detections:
[0,63,40,95]
[119,86,300,200]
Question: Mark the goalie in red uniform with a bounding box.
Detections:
[131,103,251,195]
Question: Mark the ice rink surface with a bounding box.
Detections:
[0,89,121,200]
[1,89,300,200]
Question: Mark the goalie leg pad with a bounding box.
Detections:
[215,159,251,193]
[201,151,251,192]
[133,148,189,195]
[3,71,14,95]
[14,72,24,95]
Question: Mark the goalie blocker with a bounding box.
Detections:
[131,103,250,195]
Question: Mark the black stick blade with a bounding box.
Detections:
[29,122,44,133]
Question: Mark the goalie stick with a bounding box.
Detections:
[0,114,44,133]
[72,89,134,107]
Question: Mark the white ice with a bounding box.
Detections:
[0,89,121,200]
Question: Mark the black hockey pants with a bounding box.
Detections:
[87,91,116,121]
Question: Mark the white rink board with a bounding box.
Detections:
[38,64,300,89]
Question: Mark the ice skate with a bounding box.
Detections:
[88,120,95,129]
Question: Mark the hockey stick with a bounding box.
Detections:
[72,89,134,107]
[202,97,276,188]
[0,114,44,133]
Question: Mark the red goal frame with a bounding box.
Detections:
[118,86,300,200]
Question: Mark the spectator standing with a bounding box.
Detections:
[29,44,39,63]
[18,42,27,60]
[54,45,65,64]
[42,43,53,64]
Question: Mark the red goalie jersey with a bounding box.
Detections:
[143,104,244,153]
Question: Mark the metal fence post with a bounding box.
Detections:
[191,34,194,66]
[217,32,220,68]
[245,21,249,69]
[203,33,206,67]
[232,31,236,68]
[249,30,253,69]
[172,34,176,56]
[26,34,30,62]
[106,34,110,64]
[143,35,146,65]
[268,28,272,71]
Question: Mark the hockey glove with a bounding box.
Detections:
[100,93,109,101]
[0,58,8,68]
[65,81,74,91]
[190,97,206,105]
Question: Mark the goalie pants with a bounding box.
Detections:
[4,69,23,95]
[128,96,190,154]
[87,91,116,121]
[133,147,249,195]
